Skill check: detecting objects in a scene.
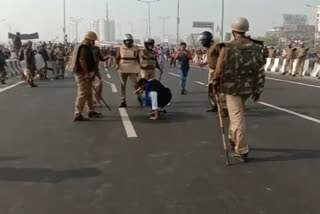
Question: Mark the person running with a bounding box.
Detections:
[174,42,192,95]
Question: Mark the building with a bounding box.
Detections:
[266,14,315,44]
[91,18,116,42]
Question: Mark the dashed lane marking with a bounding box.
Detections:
[119,108,138,138]
[102,79,118,93]
[107,74,111,79]
[258,101,320,125]
[0,81,24,94]
[168,72,179,77]
[194,81,208,87]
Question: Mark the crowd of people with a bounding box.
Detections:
[68,17,266,163]
[0,17,280,163]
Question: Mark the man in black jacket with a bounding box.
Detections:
[135,78,172,120]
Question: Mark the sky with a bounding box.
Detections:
[0,0,320,42]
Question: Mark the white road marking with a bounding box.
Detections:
[0,81,24,93]
[102,79,118,93]
[191,64,320,89]
[119,108,138,138]
[266,77,320,89]
[258,101,320,124]
[192,79,320,124]
[194,81,208,86]
[104,68,109,72]
[168,72,179,77]
[107,74,111,79]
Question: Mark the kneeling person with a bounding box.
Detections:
[135,78,172,120]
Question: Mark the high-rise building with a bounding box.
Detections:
[90,19,116,42]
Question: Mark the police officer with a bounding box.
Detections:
[54,43,66,79]
[24,41,38,88]
[198,31,221,112]
[282,43,297,75]
[294,42,308,77]
[0,47,7,84]
[268,46,276,58]
[13,32,22,59]
[116,34,140,108]
[91,43,109,107]
[38,43,50,80]
[139,38,163,80]
[70,31,102,121]
[213,17,266,162]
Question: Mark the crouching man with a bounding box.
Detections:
[135,78,172,120]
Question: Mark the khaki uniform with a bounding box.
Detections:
[55,47,66,78]
[206,42,226,108]
[0,64,6,84]
[117,45,140,103]
[0,50,6,84]
[215,38,266,155]
[24,47,37,86]
[294,47,308,76]
[139,49,158,80]
[91,46,104,104]
[70,44,96,117]
[283,47,296,74]
[268,48,276,58]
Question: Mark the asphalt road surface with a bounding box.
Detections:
[0,65,319,214]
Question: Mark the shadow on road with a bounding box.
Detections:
[250,147,320,162]
[0,167,101,183]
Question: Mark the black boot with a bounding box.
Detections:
[88,111,103,118]
[119,102,127,108]
[74,114,89,122]
[232,153,249,163]
[206,106,218,112]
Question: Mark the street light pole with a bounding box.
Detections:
[177,0,180,45]
[221,0,224,41]
[159,16,170,43]
[137,0,160,37]
[63,0,66,44]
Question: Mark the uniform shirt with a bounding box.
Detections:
[24,48,36,66]
[285,47,297,60]
[206,42,220,70]
[78,45,95,72]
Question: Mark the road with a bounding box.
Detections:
[0,65,319,214]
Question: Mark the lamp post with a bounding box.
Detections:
[63,0,67,44]
[137,0,160,37]
[221,0,224,41]
[159,16,170,43]
[177,0,180,45]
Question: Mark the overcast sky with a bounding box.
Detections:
[0,0,319,41]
